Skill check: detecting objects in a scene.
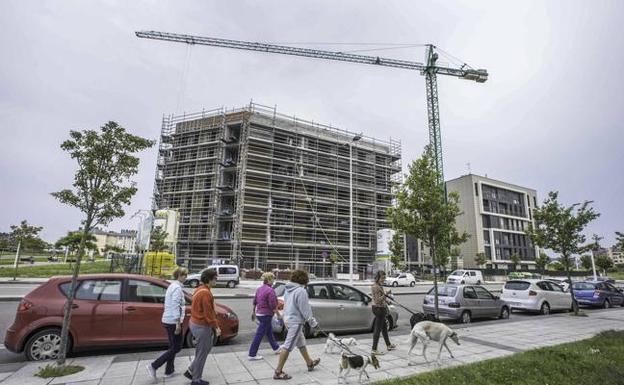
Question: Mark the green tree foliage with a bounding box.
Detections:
[535,251,550,273]
[51,121,154,365]
[549,260,565,271]
[55,232,97,255]
[389,232,405,271]
[580,255,593,271]
[595,254,614,275]
[149,226,169,253]
[10,220,44,280]
[387,145,469,319]
[509,253,521,271]
[526,191,599,315]
[474,252,488,268]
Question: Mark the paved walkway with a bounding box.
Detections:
[1,308,623,385]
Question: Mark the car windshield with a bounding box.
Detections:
[504,281,531,291]
[450,270,465,276]
[572,282,596,290]
[428,285,457,297]
[391,274,401,278]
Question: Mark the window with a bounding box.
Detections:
[537,282,553,291]
[218,267,237,275]
[475,183,479,196]
[307,284,331,299]
[474,286,494,300]
[60,280,122,301]
[331,285,364,302]
[429,286,458,297]
[127,280,167,303]
[470,272,476,276]
[463,287,478,299]
[504,281,530,291]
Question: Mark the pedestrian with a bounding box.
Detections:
[371,270,396,355]
[248,272,281,360]
[183,268,221,385]
[273,270,321,380]
[146,266,188,382]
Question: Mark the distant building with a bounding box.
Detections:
[446,174,540,270]
[91,228,137,254]
[608,247,624,265]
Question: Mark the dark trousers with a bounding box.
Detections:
[249,315,280,357]
[151,323,183,375]
[372,306,391,350]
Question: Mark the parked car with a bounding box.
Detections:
[572,281,624,308]
[384,272,417,287]
[585,276,616,284]
[4,273,238,361]
[422,284,509,323]
[501,279,573,315]
[544,278,571,292]
[185,264,240,288]
[273,281,399,337]
[447,270,483,285]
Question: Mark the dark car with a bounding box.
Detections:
[572,281,624,308]
[4,274,239,361]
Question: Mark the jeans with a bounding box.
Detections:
[372,306,391,350]
[151,323,183,375]
[188,322,214,382]
[248,315,280,357]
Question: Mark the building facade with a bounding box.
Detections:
[154,103,402,274]
[91,228,137,254]
[445,174,539,269]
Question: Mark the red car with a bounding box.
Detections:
[4,274,238,361]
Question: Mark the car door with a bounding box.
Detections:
[329,284,371,330]
[122,278,170,343]
[605,283,624,305]
[473,286,498,318]
[398,274,407,286]
[63,279,123,347]
[305,284,337,331]
[548,282,570,309]
[462,286,480,316]
[469,271,478,284]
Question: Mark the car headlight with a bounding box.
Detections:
[220,311,238,320]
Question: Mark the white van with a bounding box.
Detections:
[185,265,240,288]
[447,270,483,285]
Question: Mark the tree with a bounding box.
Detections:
[328,250,339,279]
[526,191,599,315]
[509,253,521,271]
[51,121,154,365]
[549,260,565,271]
[9,220,43,280]
[535,251,550,273]
[55,232,97,256]
[595,254,614,275]
[388,232,405,272]
[387,145,469,320]
[474,252,488,268]
[149,226,169,253]
[580,255,593,271]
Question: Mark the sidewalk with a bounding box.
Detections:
[1,308,623,385]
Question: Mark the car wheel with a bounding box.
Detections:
[410,281,416,287]
[226,280,236,289]
[540,302,550,315]
[188,279,199,288]
[392,281,398,287]
[500,306,510,319]
[25,328,68,361]
[460,311,471,324]
[603,299,611,309]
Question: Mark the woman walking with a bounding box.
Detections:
[273,270,321,380]
[248,272,281,360]
[146,267,188,381]
[183,268,221,385]
[371,270,396,355]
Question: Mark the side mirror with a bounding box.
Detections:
[494,295,500,300]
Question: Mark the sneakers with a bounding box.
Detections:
[371,349,385,355]
[164,371,176,378]
[387,343,397,351]
[145,364,157,382]
[248,355,264,361]
[183,369,193,380]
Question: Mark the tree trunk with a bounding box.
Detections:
[57,219,91,365]
[431,238,440,321]
[563,254,578,315]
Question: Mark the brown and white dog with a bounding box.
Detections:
[338,352,380,384]
[407,321,460,365]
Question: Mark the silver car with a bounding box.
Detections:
[272,281,399,336]
[422,284,510,323]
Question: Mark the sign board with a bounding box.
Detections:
[376,228,395,257]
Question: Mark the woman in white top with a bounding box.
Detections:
[147,267,188,381]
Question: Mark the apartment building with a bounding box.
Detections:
[91,228,137,254]
[153,103,402,274]
[446,174,539,269]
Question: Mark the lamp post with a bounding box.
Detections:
[348,134,362,284]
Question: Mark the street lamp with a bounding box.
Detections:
[348,134,362,284]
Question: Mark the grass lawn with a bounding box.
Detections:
[0,260,119,277]
[380,330,624,385]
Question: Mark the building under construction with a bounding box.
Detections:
[154,103,401,276]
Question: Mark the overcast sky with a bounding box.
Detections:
[1,0,622,248]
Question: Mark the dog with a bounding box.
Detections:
[338,352,380,384]
[324,332,358,354]
[407,321,460,365]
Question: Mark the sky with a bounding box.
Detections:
[0,0,622,248]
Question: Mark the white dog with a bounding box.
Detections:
[324,332,358,354]
[338,352,380,384]
[406,321,460,365]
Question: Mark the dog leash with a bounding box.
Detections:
[384,293,420,316]
[316,328,358,356]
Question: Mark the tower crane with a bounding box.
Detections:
[136,30,488,184]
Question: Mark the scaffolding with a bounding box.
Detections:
[154,102,402,276]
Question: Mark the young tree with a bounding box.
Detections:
[580,254,593,271]
[389,232,405,272]
[534,251,550,274]
[149,226,169,253]
[51,121,154,365]
[387,145,468,320]
[474,252,488,268]
[526,191,599,315]
[9,220,44,280]
[55,232,97,256]
[509,253,521,271]
[594,254,614,275]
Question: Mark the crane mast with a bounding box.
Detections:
[136,30,487,184]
